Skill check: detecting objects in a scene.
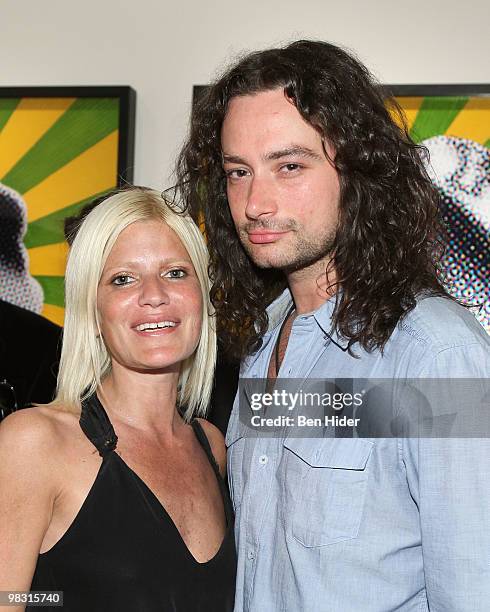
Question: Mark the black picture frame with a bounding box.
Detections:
[0,85,136,183]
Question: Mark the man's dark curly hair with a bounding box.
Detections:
[176,39,449,360]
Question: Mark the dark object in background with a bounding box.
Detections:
[207,350,239,435]
[0,378,17,421]
[63,192,117,246]
[0,299,61,416]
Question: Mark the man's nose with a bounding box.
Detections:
[245,176,277,220]
[138,276,170,308]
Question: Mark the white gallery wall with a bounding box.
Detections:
[1,0,489,189]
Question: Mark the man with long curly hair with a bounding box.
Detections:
[176,41,490,611]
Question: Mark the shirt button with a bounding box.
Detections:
[247,550,255,560]
[258,454,268,465]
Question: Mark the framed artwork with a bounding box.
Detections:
[386,85,490,333]
[0,86,136,326]
[193,83,490,333]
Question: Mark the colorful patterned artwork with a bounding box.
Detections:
[392,87,490,334]
[0,87,135,326]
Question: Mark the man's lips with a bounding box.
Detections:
[247,230,290,244]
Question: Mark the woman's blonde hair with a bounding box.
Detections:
[56,187,216,420]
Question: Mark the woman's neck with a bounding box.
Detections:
[98,363,183,435]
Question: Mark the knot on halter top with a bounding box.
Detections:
[79,394,118,457]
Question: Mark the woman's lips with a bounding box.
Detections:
[132,320,180,337]
[133,325,179,337]
[247,231,290,244]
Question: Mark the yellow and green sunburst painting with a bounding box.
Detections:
[0,90,134,327]
[394,94,490,147]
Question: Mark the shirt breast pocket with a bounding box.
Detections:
[282,438,374,547]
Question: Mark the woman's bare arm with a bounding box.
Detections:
[0,409,58,610]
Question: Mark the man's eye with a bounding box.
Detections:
[281,163,302,173]
[112,275,134,286]
[225,168,249,180]
[165,269,186,279]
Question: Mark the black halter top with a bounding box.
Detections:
[29,395,236,611]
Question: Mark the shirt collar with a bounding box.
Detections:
[265,288,350,351]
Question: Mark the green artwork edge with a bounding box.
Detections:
[2,98,119,194]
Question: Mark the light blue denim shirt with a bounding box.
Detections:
[226,290,490,611]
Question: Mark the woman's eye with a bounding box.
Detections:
[165,269,186,279]
[112,275,134,286]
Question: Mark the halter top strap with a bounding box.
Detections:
[191,419,234,527]
[191,419,221,478]
[79,394,118,457]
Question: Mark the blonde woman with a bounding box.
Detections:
[0,188,236,611]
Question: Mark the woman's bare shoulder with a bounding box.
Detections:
[195,418,226,478]
[0,405,80,463]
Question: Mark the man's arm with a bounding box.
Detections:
[404,343,490,611]
[418,437,490,610]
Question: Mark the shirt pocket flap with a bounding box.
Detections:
[283,437,373,470]
[225,425,244,448]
